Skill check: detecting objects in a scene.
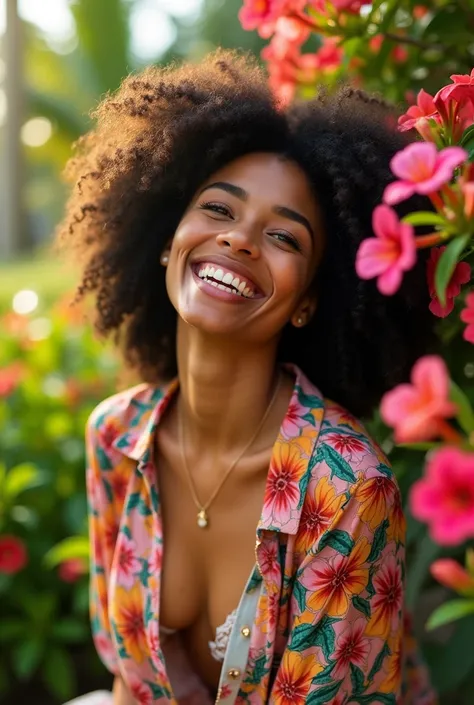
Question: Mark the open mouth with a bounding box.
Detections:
[194,263,257,298]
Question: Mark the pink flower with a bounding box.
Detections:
[430,558,474,595]
[355,204,416,295]
[0,363,24,397]
[434,69,474,113]
[380,355,457,443]
[58,558,88,583]
[281,400,308,436]
[426,246,471,317]
[383,143,467,205]
[0,535,28,574]
[332,620,370,679]
[239,0,306,38]
[461,292,474,344]
[331,0,365,13]
[410,447,474,545]
[116,534,141,589]
[398,89,438,140]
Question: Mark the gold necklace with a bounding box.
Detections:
[178,375,281,529]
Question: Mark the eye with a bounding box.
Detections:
[270,231,302,252]
[199,201,233,218]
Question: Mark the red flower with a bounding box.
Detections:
[427,246,471,317]
[461,292,474,344]
[332,619,370,679]
[367,555,403,638]
[0,535,28,574]
[323,433,366,455]
[0,363,24,397]
[58,558,88,583]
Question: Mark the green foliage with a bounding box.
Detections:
[0,297,118,702]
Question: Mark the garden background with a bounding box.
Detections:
[1,0,473,703]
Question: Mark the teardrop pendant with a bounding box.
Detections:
[197,509,208,528]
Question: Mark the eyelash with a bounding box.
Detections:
[198,201,302,252]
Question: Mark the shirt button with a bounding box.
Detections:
[240,625,251,638]
[227,668,241,679]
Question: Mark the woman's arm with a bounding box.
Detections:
[271,475,405,704]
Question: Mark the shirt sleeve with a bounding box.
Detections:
[86,413,120,676]
[272,476,405,704]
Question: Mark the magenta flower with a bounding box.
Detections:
[410,447,474,546]
[239,0,305,38]
[461,292,474,344]
[383,143,467,205]
[380,355,457,443]
[355,204,416,295]
[398,89,438,140]
[426,246,471,318]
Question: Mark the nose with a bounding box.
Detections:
[216,228,260,258]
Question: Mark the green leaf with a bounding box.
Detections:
[427,598,474,630]
[293,580,307,614]
[0,618,27,642]
[368,641,390,682]
[43,535,89,568]
[306,679,343,704]
[290,622,319,651]
[4,463,41,499]
[352,596,372,619]
[51,619,88,642]
[406,532,441,610]
[351,694,396,705]
[297,468,312,511]
[350,663,366,695]
[367,519,389,563]
[12,637,43,680]
[402,211,447,227]
[318,529,355,556]
[127,491,141,511]
[42,647,75,701]
[460,123,474,148]
[434,234,471,306]
[315,444,357,484]
[312,661,336,685]
[450,380,474,435]
[297,388,324,409]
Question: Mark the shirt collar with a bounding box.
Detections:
[112,364,324,535]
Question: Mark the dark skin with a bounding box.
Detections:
[113,152,323,703]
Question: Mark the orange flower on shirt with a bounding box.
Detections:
[380,633,403,693]
[113,583,149,664]
[388,491,406,545]
[273,651,323,705]
[262,442,307,526]
[356,477,397,530]
[301,538,370,617]
[295,477,345,554]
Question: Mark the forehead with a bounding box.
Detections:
[201,152,318,216]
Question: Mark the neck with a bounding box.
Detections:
[176,321,282,456]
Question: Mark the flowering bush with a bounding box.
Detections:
[0,296,119,702]
[240,0,474,700]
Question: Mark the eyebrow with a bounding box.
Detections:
[199,181,314,239]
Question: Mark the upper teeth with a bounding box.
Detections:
[197,265,255,298]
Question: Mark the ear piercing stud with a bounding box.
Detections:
[160,253,169,266]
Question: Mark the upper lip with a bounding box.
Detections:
[190,254,264,294]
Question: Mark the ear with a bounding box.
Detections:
[291,294,317,328]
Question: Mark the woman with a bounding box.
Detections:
[58,51,437,704]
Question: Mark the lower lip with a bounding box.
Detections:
[191,267,254,303]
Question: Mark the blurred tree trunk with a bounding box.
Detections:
[0,0,26,260]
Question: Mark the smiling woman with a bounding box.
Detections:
[56,50,436,705]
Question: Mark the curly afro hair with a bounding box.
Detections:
[56,49,434,417]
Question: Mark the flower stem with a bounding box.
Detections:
[429,192,445,212]
[438,420,464,445]
[415,232,446,249]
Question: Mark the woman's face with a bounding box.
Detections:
[165,152,322,344]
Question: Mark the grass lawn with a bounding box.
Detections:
[0,252,75,311]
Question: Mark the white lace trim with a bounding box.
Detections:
[208,609,237,662]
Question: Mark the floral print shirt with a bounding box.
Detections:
[87,365,435,705]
